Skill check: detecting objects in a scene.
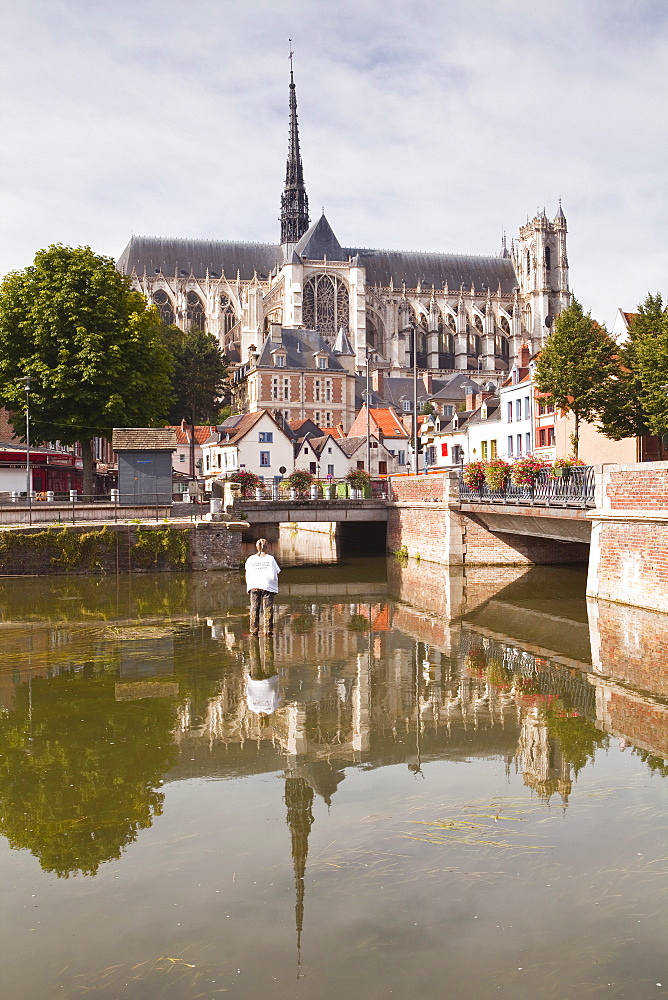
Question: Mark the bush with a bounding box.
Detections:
[510,455,549,486]
[484,458,511,491]
[285,469,315,496]
[346,469,371,490]
[229,470,263,498]
[462,460,486,489]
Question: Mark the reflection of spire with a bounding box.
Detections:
[284,775,314,971]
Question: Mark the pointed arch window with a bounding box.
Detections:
[544,246,551,270]
[302,274,349,335]
[220,294,237,336]
[186,291,205,331]
[526,250,531,276]
[152,289,174,325]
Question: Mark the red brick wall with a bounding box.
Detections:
[594,521,668,614]
[390,473,448,502]
[606,467,668,509]
[462,515,588,565]
[592,600,668,698]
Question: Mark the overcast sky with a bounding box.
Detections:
[1,0,666,326]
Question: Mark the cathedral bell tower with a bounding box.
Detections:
[280,53,310,248]
[514,204,570,350]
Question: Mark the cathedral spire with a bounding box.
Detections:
[280,43,310,246]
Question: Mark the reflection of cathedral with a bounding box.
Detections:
[117,67,571,375]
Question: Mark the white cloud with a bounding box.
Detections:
[0,0,666,325]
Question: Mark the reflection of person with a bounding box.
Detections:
[245,538,280,636]
[246,636,281,715]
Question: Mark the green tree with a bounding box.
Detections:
[534,298,617,458]
[0,245,174,494]
[598,294,667,450]
[167,327,229,425]
[632,295,668,449]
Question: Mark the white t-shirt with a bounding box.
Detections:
[245,553,281,593]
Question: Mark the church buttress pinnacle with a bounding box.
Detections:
[280,44,310,246]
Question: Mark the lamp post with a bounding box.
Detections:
[364,347,376,476]
[21,376,32,524]
[411,324,418,474]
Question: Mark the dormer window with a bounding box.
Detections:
[481,404,488,420]
[274,354,286,368]
[402,400,411,412]
[318,356,328,369]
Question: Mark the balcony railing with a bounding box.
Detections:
[458,465,596,509]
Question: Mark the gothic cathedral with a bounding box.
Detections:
[117,67,571,376]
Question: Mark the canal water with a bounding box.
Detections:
[0,540,666,999]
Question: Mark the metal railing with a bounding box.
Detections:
[236,478,389,502]
[458,465,596,509]
[0,491,176,526]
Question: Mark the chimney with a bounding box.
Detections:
[519,343,530,368]
[270,322,282,344]
[371,368,384,396]
[422,372,433,394]
[465,390,478,411]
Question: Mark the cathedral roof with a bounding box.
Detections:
[343,248,518,294]
[117,236,520,294]
[295,214,347,262]
[117,236,281,281]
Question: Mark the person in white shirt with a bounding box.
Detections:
[245,537,281,635]
[246,635,281,715]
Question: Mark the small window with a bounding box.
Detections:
[515,399,522,421]
[508,436,513,456]
[258,432,273,443]
[179,453,185,462]
[524,396,530,420]
[309,462,316,474]
[539,428,546,447]
[357,461,365,470]
[260,451,270,467]
[526,432,531,453]
[517,434,522,456]
[490,439,497,458]
[402,400,411,412]
[443,405,453,417]
[327,464,334,476]
[481,441,488,459]
[545,246,551,270]
[327,447,332,453]
[275,355,286,367]
[318,357,327,369]
[507,401,513,423]
[398,450,406,465]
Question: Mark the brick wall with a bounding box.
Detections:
[591,521,668,612]
[604,463,668,509]
[390,473,448,502]
[590,598,668,697]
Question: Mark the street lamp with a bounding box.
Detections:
[21,376,32,523]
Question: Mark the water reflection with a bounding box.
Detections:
[0,559,667,999]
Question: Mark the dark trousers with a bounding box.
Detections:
[250,589,275,635]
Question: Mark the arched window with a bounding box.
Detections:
[526,250,531,276]
[152,289,174,326]
[474,314,483,333]
[523,304,532,331]
[544,246,551,270]
[302,274,349,335]
[220,294,236,336]
[446,312,456,331]
[186,291,205,330]
[500,316,510,335]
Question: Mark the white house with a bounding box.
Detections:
[498,351,534,460]
[295,434,351,480]
[167,420,215,478]
[338,435,398,477]
[202,410,294,483]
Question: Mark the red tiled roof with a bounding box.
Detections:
[319,426,344,438]
[168,424,216,446]
[370,408,409,438]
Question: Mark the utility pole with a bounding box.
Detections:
[412,325,418,474]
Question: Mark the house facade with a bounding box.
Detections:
[202,410,294,483]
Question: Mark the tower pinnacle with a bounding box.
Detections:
[280,46,310,246]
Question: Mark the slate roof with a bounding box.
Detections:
[295,214,347,262]
[429,373,482,400]
[117,236,281,281]
[296,433,344,459]
[204,410,267,445]
[256,328,346,371]
[338,436,367,458]
[118,233,520,292]
[465,396,501,427]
